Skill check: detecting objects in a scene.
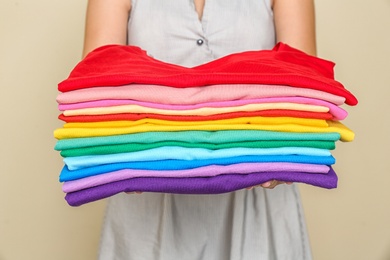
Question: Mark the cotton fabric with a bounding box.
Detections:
[60,140,335,157]
[55,130,341,150]
[54,120,354,141]
[65,167,339,207]
[62,162,331,193]
[58,110,335,123]
[58,44,358,106]
[57,83,347,105]
[59,96,347,120]
[59,155,336,182]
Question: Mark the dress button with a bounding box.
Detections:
[196,39,204,46]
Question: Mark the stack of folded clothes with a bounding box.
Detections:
[53,43,358,206]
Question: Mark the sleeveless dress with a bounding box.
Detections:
[98,1,312,259]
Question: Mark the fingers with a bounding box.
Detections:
[125,191,143,194]
[246,181,293,190]
[261,180,279,189]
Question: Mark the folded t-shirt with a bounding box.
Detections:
[59,140,335,157]
[59,155,336,182]
[62,162,330,193]
[58,96,347,120]
[63,146,332,170]
[62,102,330,117]
[54,120,354,141]
[58,43,357,106]
[58,110,334,123]
[64,167,338,206]
[57,84,346,106]
[63,116,328,128]
[55,130,341,150]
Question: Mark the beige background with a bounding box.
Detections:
[0,0,389,259]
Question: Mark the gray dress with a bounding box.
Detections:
[98,0,312,259]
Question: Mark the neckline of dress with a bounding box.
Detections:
[192,0,208,23]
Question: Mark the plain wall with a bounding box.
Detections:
[0,0,389,259]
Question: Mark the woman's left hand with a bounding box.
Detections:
[246,181,293,190]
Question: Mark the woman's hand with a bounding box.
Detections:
[125,191,143,194]
[246,181,293,190]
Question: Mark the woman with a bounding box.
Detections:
[83,0,316,259]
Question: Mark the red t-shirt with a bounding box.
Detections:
[58,43,358,106]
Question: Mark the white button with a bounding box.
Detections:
[196,39,204,45]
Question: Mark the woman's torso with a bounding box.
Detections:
[98,1,312,259]
[127,0,275,67]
